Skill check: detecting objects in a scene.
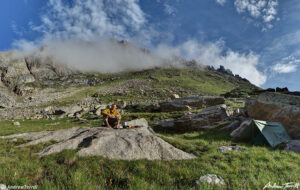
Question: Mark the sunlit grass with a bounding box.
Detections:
[0,112,299,189]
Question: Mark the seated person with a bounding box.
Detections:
[101,104,121,128]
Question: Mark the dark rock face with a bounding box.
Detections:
[247,92,300,139]
[217,65,233,76]
[207,65,250,82]
[276,87,289,93]
[266,88,276,92]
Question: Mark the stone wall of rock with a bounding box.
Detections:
[160,96,225,112]
[174,104,233,130]
[247,92,300,139]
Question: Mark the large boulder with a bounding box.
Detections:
[0,123,196,160]
[247,92,300,139]
[174,104,233,130]
[159,102,191,112]
[159,96,225,112]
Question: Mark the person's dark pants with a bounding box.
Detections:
[104,117,120,128]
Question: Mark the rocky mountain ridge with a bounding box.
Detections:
[0,41,258,121]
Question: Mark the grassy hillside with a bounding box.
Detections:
[0,67,285,190]
[43,67,258,107]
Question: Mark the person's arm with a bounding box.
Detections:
[101,109,112,117]
[115,110,121,119]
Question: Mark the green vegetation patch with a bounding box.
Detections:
[0,113,299,189]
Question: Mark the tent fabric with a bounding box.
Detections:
[238,120,292,148]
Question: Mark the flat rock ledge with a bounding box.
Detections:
[0,126,196,160]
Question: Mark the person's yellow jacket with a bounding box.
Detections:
[101,109,121,118]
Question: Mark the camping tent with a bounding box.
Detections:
[238,120,291,148]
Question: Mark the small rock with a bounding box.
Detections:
[218,145,245,152]
[284,140,300,153]
[196,174,226,186]
[13,122,20,126]
[8,138,18,143]
[0,184,7,190]
[43,106,54,114]
[117,100,127,109]
[171,94,180,99]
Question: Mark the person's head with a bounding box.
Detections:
[111,104,117,110]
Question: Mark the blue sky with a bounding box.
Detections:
[0,0,299,90]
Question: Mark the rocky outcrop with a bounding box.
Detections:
[174,104,233,130]
[160,96,225,112]
[25,55,76,81]
[1,121,196,160]
[0,91,15,108]
[0,50,77,97]
[0,76,15,108]
[247,92,300,139]
[217,65,233,76]
[0,51,36,95]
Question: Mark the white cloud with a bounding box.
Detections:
[156,40,267,86]
[164,3,176,15]
[272,56,300,73]
[216,0,227,6]
[26,0,146,44]
[12,0,266,86]
[234,0,278,29]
